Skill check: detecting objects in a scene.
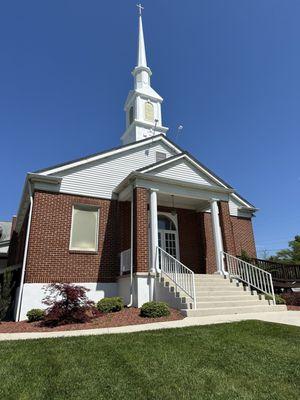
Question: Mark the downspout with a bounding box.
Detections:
[127,186,134,307]
[15,180,34,321]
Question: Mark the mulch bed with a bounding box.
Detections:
[0,307,184,334]
[287,305,300,311]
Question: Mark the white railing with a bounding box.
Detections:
[223,251,275,304]
[120,248,131,275]
[157,246,196,309]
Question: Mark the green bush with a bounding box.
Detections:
[140,301,170,318]
[97,297,124,313]
[0,271,14,321]
[27,308,45,323]
[265,294,286,305]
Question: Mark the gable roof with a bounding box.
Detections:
[33,133,256,210]
[138,152,256,209]
[35,134,180,176]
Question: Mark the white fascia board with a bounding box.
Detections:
[15,173,62,232]
[231,193,257,211]
[134,175,231,202]
[27,173,62,184]
[39,136,180,176]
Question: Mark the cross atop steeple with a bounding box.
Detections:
[136,3,144,16]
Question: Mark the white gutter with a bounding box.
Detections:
[15,181,34,321]
[127,187,134,307]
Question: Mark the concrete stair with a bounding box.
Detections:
[156,273,286,317]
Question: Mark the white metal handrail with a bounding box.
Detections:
[223,251,275,304]
[120,248,131,275]
[157,246,196,309]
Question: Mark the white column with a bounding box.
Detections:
[210,199,224,274]
[150,189,159,273]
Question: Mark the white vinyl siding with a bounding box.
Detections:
[70,205,99,251]
[55,142,176,199]
[150,159,216,187]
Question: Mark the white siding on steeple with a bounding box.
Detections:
[149,159,216,187]
[54,141,177,199]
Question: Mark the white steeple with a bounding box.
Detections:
[137,12,147,68]
[121,4,168,145]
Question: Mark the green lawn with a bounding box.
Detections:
[0,321,299,400]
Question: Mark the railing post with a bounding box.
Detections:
[193,273,197,310]
[245,264,250,291]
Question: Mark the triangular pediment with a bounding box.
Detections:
[139,154,229,189]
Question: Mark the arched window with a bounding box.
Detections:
[157,214,178,259]
[145,102,154,122]
[158,215,176,231]
[129,106,134,125]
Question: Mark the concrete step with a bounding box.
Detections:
[195,283,236,289]
[181,304,287,317]
[194,276,227,281]
[182,299,269,310]
[195,294,258,302]
[195,286,246,293]
[182,299,270,309]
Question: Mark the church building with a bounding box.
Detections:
[9,9,265,321]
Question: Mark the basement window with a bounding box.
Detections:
[156,151,167,163]
[69,205,99,252]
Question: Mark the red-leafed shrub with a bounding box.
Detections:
[281,292,300,306]
[42,283,98,326]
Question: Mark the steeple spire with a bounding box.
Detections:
[120,4,169,145]
[137,8,147,68]
[132,4,152,88]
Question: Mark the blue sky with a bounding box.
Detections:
[1,0,299,257]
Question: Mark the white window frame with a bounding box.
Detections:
[157,212,180,261]
[69,204,100,252]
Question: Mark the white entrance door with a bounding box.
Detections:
[157,214,179,259]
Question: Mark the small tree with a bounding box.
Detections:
[42,283,96,326]
[270,235,300,264]
[240,250,252,264]
[0,271,14,321]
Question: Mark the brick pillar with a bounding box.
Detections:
[201,212,217,274]
[218,201,236,256]
[133,187,149,273]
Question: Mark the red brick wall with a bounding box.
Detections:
[25,191,119,283]
[119,201,131,253]
[231,216,257,258]
[20,189,256,283]
[176,209,203,273]
[133,188,149,273]
[219,201,236,255]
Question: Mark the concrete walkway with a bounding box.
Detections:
[0,311,299,341]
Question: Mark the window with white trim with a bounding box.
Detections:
[70,205,99,251]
